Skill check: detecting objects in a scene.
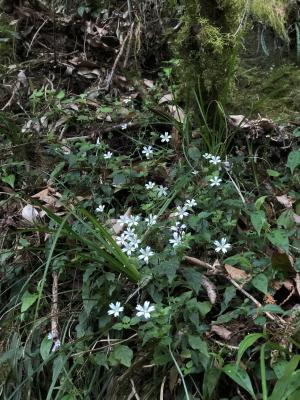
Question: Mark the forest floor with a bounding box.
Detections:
[1,3,300,400]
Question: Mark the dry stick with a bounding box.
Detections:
[26,19,48,58]
[51,271,59,339]
[124,22,134,68]
[103,29,130,91]
[160,376,167,400]
[129,380,140,400]
[183,256,286,325]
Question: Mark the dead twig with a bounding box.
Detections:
[26,19,48,57]
[51,271,59,340]
[102,28,131,91]
[183,255,286,325]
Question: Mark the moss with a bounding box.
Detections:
[250,0,291,40]
[231,63,300,120]
[172,0,245,106]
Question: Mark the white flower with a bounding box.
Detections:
[121,123,128,130]
[123,227,136,239]
[156,185,168,198]
[122,241,137,256]
[104,151,113,159]
[145,181,156,190]
[51,339,61,353]
[127,215,140,227]
[170,222,186,233]
[96,204,105,213]
[138,246,154,264]
[203,153,212,159]
[118,214,130,226]
[174,205,189,220]
[209,176,222,187]
[136,301,155,319]
[128,236,141,250]
[123,98,131,104]
[169,232,183,247]
[192,170,199,175]
[96,137,101,146]
[160,132,172,143]
[116,235,127,246]
[185,199,197,208]
[145,214,158,226]
[47,332,53,340]
[108,301,124,317]
[142,145,154,159]
[214,238,231,254]
[209,155,221,165]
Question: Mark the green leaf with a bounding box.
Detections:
[1,174,15,188]
[270,356,300,400]
[277,210,295,230]
[40,335,52,361]
[188,335,210,369]
[99,106,113,113]
[250,210,266,235]
[237,333,265,366]
[287,150,300,174]
[273,360,289,379]
[183,268,203,294]
[292,128,300,137]
[267,169,280,177]
[223,363,256,400]
[112,172,127,186]
[267,229,289,252]
[21,290,39,313]
[259,304,284,314]
[188,335,207,351]
[56,90,65,100]
[50,161,65,180]
[188,146,201,162]
[156,257,180,283]
[251,274,268,294]
[109,345,133,367]
[203,367,221,399]
[255,196,267,210]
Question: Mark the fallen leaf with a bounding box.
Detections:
[167,104,185,123]
[211,325,232,340]
[202,275,217,305]
[111,207,132,235]
[276,194,295,208]
[159,93,173,104]
[224,264,249,282]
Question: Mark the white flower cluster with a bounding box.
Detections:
[145,181,168,197]
[108,300,155,320]
[203,154,223,187]
[169,199,197,248]
[115,214,155,264]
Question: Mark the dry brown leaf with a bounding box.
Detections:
[143,79,154,88]
[167,105,185,123]
[293,213,300,224]
[224,264,249,282]
[228,115,250,128]
[211,325,232,340]
[159,93,173,104]
[31,187,61,208]
[276,194,295,208]
[201,275,217,305]
[111,207,132,235]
